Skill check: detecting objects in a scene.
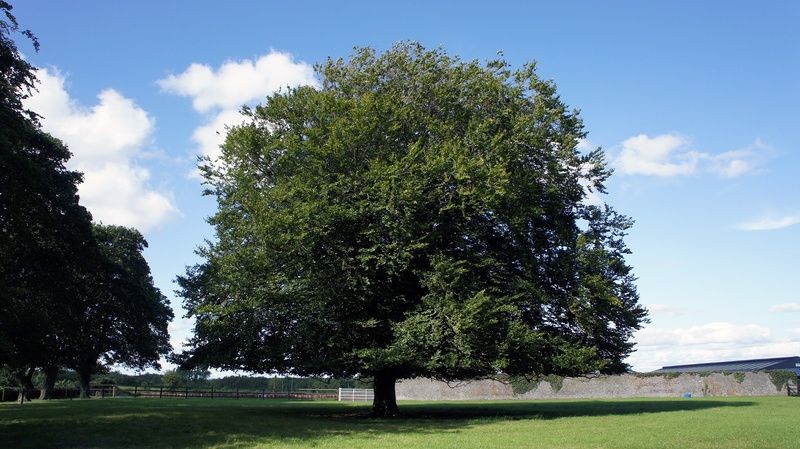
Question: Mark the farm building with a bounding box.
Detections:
[653,356,800,376]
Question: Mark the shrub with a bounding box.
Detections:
[544,374,564,392]
[767,370,796,391]
[733,372,746,384]
[510,377,541,395]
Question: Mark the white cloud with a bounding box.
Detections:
[576,138,595,152]
[24,68,179,232]
[737,215,800,231]
[159,51,318,164]
[616,134,700,177]
[627,321,799,372]
[190,109,248,163]
[636,322,771,347]
[578,161,604,206]
[708,139,768,178]
[628,341,800,372]
[158,52,317,113]
[615,134,765,178]
[646,303,686,316]
[167,316,195,353]
[768,303,800,313]
[580,180,604,206]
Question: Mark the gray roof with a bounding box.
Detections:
[653,356,800,373]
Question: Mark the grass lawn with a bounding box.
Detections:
[0,396,796,448]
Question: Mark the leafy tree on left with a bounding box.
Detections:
[0,2,172,401]
[0,0,96,401]
[66,224,173,398]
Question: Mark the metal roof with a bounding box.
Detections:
[653,356,800,373]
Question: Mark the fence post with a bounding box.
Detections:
[159,386,163,398]
[262,388,265,399]
[1,388,4,402]
[236,387,239,400]
[185,386,188,399]
[211,386,214,399]
[134,386,137,397]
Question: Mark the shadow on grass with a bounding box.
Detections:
[0,397,755,448]
[392,398,755,420]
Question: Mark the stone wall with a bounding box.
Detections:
[395,372,788,400]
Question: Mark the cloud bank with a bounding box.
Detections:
[24,68,179,232]
[628,321,800,372]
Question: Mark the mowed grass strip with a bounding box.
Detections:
[0,396,796,449]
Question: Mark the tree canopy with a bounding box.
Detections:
[0,2,172,401]
[178,43,648,416]
[0,0,96,394]
[66,224,173,397]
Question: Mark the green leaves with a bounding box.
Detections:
[180,43,647,383]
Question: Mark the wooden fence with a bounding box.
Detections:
[120,386,337,400]
[0,385,116,402]
[1,385,337,402]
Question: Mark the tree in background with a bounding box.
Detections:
[161,369,186,391]
[0,1,97,402]
[183,366,211,386]
[178,43,648,416]
[67,225,173,398]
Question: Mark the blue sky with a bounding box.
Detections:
[13,1,800,372]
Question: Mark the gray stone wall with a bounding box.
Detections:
[395,372,787,400]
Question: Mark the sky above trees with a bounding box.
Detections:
[13,0,800,372]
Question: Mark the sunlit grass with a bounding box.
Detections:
[0,396,795,448]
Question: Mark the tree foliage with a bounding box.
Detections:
[0,1,96,400]
[68,225,173,397]
[179,43,648,416]
[0,3,173,399]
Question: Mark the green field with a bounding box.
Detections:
[1,397,796,448]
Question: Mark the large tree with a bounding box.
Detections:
[67,224,173,397]
[0,0,97,402]
[178,43,648,416]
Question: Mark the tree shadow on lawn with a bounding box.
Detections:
[393,398,755,420]
[0,398,754,449]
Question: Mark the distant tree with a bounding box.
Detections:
[67,225,173,398]
[161,369,186,391]
[183,366,211,386]
[0,1,97,402]
[178,43,648,416]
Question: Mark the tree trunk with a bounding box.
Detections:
[14,367,35,404]
[78,368,92,399]
[371,371,399,417]
[39,365,59,400]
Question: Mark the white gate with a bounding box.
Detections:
[338,388,374,402]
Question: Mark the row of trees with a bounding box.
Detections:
[0,368,366,393]
[158,370,369,391]
[0,2,172,401]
